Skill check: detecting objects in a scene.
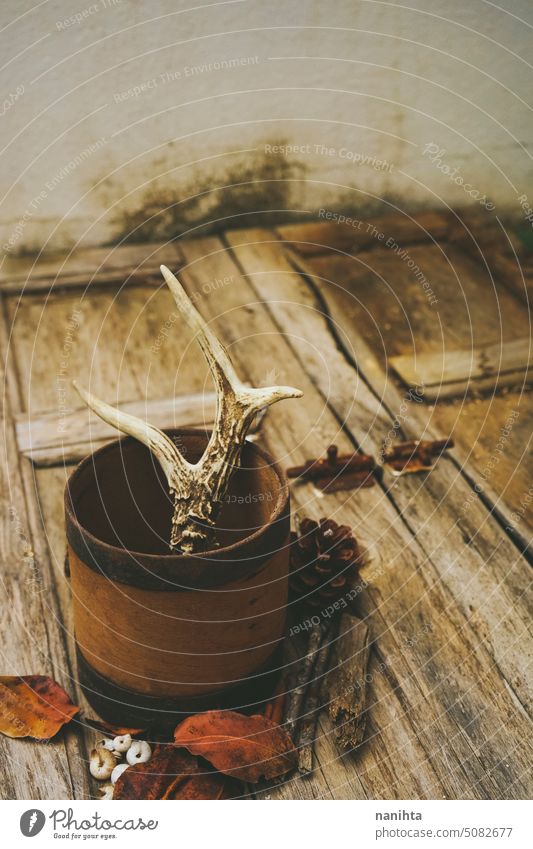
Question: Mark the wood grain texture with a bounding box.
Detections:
[0,242,180,294]
[16,392,217,465]
[0,302,89,800]
[276,211,453,257]
[390,337,532,399]
[322,615,371,750]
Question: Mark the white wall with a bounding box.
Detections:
[1,0,532,253]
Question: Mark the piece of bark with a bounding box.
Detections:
[322,614,371,751]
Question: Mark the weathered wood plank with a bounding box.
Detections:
[0,242,180,294]
[307,244,528,363]
[4,283,212,416]
[446,211,532,305]
[323,615,371,750]
[390,337,533,399]
[276,211,452,257]
[178,234,533,799]
[15,393,217,465]
[0,301,89,800]
[4,286,175,799]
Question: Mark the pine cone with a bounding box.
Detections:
[290,517,363,607]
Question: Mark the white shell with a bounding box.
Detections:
[112,734,132,753]
[111,763,130,785]
[89,748,115,781]
[97,738,115,751]
[126,740,152,765]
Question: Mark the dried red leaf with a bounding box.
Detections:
[0,675,79,740]
[173,710,297,782]
[113,743,241,800]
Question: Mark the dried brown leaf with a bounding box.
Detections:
[113,745,196,799]
[0,675,79,740]
[173,710,297,782]
[113,743,240,800]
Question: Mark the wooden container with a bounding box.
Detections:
[65,429,290,724]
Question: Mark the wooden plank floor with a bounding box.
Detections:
[1,217,531,799]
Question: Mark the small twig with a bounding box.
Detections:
[297,617,339,774]
[287,444,377,492]
[264,680,285,723]
[283,621,327,740]
[271,692,286,725]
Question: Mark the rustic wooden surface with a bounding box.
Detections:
[15,392,218,466]
[0,215,531,800]
[389,336,532,400]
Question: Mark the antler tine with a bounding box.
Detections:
[160,264,240,399]
[72,381,192,491]
[242,383,304,411]
[159,263,302,552]
[160,264,302,414]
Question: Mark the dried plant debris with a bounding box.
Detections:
[287,438,454,490]
[111,144,307,244]
[287,444,377,492]
[0,675,79,740]
[283,514,371,769]
[87,708,298,799]
[383,438,454,475]
[263,685,285,725]
[283,620,330,741]
[296,622,335,775]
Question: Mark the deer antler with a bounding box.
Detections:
[73,264,302,553]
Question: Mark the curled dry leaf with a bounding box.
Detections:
[173,710,297,782]
[0,675,79,740]
[113,744,240,800]
[113,745,191,799]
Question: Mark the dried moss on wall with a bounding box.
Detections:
[111,144,308,244]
